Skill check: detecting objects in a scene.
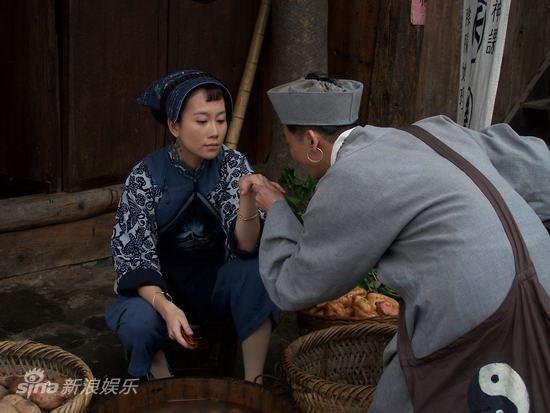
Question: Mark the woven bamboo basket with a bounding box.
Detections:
[283,321,397,413]
[0,340,94,413]
[296,310,397,335]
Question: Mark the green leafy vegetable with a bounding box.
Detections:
[359,268,400,299]
[278,168,317,222]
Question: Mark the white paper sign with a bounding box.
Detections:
[458,0,511,130]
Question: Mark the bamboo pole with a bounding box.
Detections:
[225,0,271,149]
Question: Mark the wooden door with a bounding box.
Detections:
[0,1,61,197]
[61,0,169,192]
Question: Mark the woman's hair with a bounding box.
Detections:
[286,123,358,143]
[151,84,224,125]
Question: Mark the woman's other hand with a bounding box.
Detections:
[158,302,197,350]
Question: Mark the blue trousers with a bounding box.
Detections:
[105,257,276,377]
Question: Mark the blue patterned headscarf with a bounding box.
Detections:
[138,70,233,124]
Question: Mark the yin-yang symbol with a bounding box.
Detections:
[468,363,530,413]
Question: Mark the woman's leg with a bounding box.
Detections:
[105,296,169,378]
[211,257,276,383]
[241,317,272,383]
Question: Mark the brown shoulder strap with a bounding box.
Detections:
[397,124,534,361]
[400,125,532,275]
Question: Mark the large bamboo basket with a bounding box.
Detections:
[283,322,396,413]
[0,340,94,413]
[296,310,398,335]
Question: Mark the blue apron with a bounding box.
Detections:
[143,146,227,325]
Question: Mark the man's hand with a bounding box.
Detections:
[240,174,274,196]
[252,180,286,212]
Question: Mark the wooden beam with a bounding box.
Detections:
[0,213,113,279]
[0,185,122,233]
[503,53,550,123]
[522,97,550,111]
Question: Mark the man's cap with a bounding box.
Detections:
[267,73,363,126]
[138,69,233,124]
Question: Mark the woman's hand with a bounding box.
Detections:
[158,302,197,350]
[240,174,286,196]
[252,180,286,212]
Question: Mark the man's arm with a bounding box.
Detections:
[259,167,407,311]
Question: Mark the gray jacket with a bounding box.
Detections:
[259,115,550,412]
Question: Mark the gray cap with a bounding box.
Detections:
[267,75,363,126]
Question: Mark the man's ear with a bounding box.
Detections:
[305,129,321,148]
[167,120,179,138]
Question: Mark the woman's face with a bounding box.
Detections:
[169,89,227,168]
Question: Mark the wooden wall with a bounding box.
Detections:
[330,0,549,140]
[414,0,550,141]
[415,1,462,120]
[328,0,424,127]
[3,1,548,198]
[1,0,272,196]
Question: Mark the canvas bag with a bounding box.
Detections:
[397,125,550,412]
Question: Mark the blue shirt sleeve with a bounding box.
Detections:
[112,162,167,296]
[207,146,266,258]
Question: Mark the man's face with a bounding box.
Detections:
[282,125,327,179]
[283,125,309,166]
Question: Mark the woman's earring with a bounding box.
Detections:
[306,147,324,164]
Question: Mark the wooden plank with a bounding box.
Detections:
[0,185,122,233]
[504,53,550,122]
[0,1,61,195]
[415,0,462,120]
[0,213,114,279]
[368,0,424,127]
[328,0,381,124]
[62,0,169,192]
[522,97,550,111]
[167,0,270,164]
[493,0,550,123]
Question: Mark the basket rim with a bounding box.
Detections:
[283,322,396,401]
[0,340,94,413]
[297,309,398,324]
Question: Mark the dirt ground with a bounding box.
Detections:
[0,259,300,402]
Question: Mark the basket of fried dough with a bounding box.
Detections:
[297,287,399,335]
[0,340,93,413]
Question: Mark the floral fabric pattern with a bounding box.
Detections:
[112,145,261,294]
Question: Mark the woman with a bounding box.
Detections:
[105,70,277,381]
[253,74,550,411]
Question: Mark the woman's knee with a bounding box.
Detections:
[218,258,261,286]
[115,297,166,342]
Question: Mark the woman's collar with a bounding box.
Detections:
[168,141,207,177]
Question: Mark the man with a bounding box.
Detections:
[251,74,550,411]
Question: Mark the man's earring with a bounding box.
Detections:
[306,147,324,163]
